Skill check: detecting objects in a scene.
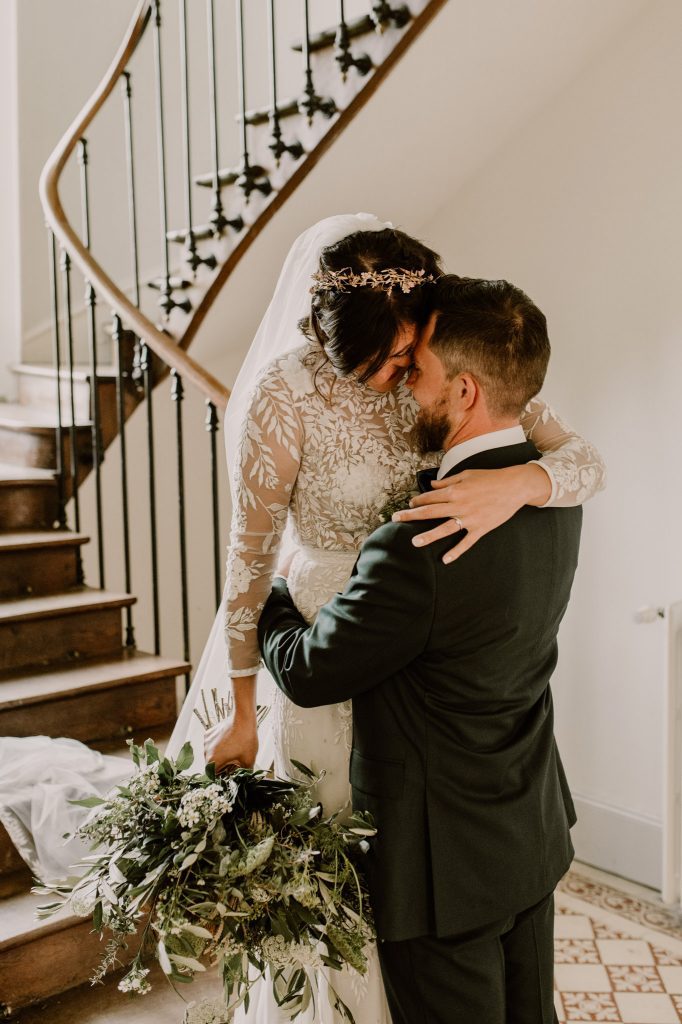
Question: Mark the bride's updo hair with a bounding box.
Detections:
[300,228,443,383]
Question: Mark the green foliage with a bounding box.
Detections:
[35,741,376,1022]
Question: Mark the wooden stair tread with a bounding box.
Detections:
[0,530,89,552]
[11,363,118,382]
[0,587,136,624]
[0,651,190,707]
[0,463,57,486]
[0,403,91,432]
[0,890,80,951]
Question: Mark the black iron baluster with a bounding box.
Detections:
[60,248,84,582]
[152,0,191,317]
[47,229,67,530]
[235,0,271,201]
[77,137,105,589]
[140,342,161,653]
[299,0,337,124]
[267,1,304,165]
[370,1,410,33]
[334,0,373,79]
[112,314,135,647]
[121,71,146,393]
[122,73,141,311]
[179,0,216,273]
[205,400,221,611]
[205,0,243,236]
[171,370,191,688]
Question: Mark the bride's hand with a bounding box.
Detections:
[204,715,259,773]
[392,464,552,564]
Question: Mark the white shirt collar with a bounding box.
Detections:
[437,425,526,479]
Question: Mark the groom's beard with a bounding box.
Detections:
[413,397,452,455]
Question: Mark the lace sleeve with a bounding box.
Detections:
[225,368,303,677]
[520,397,606,508]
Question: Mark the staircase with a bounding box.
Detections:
[0,360,188,1017]
[0,0,447,1016]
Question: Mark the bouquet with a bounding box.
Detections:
[35,739,376,1022]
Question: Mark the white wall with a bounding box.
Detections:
[0,1,21,399]
[420,0,682,889]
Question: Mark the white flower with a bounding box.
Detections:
[69,879,98,918]
[262,935,323,971]
[227,554,254,602]
[129,762,161,796]
[178,783,235,829]
[183,996,232,1024]
[118,965,151,995]
[281,354,314,401]
[330,459,389,509]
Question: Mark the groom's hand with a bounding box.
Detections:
[204,713,259,773]
[392,464,552,564]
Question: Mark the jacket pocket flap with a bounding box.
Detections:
[350,750,404,800]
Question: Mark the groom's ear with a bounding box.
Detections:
[453,372,478,411]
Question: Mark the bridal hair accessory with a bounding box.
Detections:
[311,267,437,295]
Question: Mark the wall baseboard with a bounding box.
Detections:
[572,793,662,891]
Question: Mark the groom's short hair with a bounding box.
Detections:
[428,276,550,417]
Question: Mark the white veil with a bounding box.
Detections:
[167,214,392,768]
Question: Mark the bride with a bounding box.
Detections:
[167,213,604,1022]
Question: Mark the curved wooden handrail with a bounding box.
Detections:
[40,0,448,415]
[39,0,230,411]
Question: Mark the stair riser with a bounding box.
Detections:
[17,374,120,428]
[0,916,136,1017]
[0,548,81,599]
[0,867,31,900]
[0,486,58,530]
[0,676,177,746]
[0,821,30,898]
[0,427,92,473]
[0,608,124,672]
[0,825,27,879]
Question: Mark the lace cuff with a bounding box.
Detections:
[530,460,558,507]
[228,663,263,679]
[521,397,606,508]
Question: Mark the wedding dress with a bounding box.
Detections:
[164,215,606,1023]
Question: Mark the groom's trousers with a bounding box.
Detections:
[377,891,557,1024]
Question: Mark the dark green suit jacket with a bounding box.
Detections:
[258,441,582,942]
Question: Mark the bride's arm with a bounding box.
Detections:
[205,369,302,771]
[394,398,605,563]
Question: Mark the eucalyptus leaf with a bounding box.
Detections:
[143,739,160,764]
[289,759,316,780]
[182,924,213,940]
[158,941,172,974]
[175,741,194,772]
[170,954,206,972]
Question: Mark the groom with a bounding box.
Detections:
[257,275,581,1024]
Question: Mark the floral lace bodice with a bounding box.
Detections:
[225,339,605,675]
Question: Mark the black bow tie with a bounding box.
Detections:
[416,467,440,493]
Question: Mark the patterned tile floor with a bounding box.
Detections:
[555,866,682,1023]
[14,864,682,1022]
